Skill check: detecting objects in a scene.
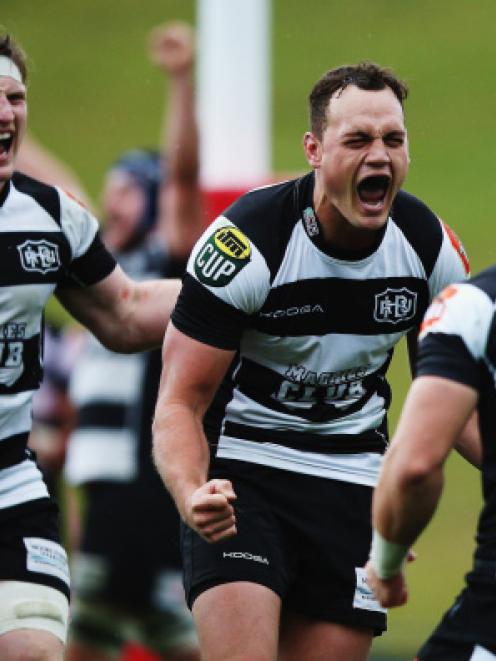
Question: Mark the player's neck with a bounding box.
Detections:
[314,203,384,254]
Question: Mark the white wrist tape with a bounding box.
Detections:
[370,529,409,579]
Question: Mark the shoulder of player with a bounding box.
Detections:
[224,176,302,237]
[390,189,441,237]
[12,170,61,224]
[390,189,448,276]
[220,175,308,274]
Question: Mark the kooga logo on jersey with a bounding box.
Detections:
[260,304,324,318]
[195,225,251,287]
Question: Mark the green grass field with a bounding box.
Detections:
[2,1,492,657]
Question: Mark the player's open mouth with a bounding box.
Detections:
[0,132,14,156]
[356,175,391,209]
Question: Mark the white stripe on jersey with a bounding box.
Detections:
[272,220,427,287]
[216,437,383,487]
[225,386,387,437]
[0,459,49,509]
[69,348,144,406]
[0,189,60,233]
[0,391,33,441]
[64,428,137,485]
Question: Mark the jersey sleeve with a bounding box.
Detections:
[171,216,271,349]
[428,221,470,299]
[416,282,492,389]
[57,188,116,286]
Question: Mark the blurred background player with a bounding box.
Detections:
[64,22,203,661]
[19,22,203,661]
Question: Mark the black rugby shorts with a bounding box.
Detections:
[0,497,70,600]
[182,458,386,634]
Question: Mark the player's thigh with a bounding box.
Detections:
[0,628,64,660]
[193,581,281,661]
[279,611,372,661]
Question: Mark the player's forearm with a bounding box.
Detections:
[112,278,181,353]
[164,73,199,183]
[373,454,444,546]
[152,400,210,521]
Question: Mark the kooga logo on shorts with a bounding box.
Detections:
[223,551,269,565]
[195,225,251,287]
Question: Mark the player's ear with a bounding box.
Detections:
[303,132,322,169]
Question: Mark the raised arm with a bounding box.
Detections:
[56,266,181,353]
[152,323,237,543]
[148,22,204,259]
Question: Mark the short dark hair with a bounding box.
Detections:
[309,62,408,138]
[0,33,28,83]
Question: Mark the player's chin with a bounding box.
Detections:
[352,198,391,229]
[355,211,389,231]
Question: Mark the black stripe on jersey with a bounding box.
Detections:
[0,334,42,395]
[12,172,61,224]
[172,274,250,350]
[235,355,392,424]
[416,332,483,390]
[222,421,387,454]
[256,277,429,336]
[223,175,309,282]
[0,180,10,206]
[76,403,127,429]
[390,190,442,278]
[0,232,71,286]
[486,313,496,371]
[0,432,30,468]
[59,233,116,287]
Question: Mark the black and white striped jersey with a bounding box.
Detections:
[417,264,496,562]
[0,172,115,511]
[172,171,469,486]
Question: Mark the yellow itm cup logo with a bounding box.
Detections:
[195,225,251,287]
[214,227,251,260]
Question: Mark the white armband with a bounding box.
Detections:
[370,529,409,579]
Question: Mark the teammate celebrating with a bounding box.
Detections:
[366,266,496,659]
[152,63,471,660]
[0,34,179,661]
